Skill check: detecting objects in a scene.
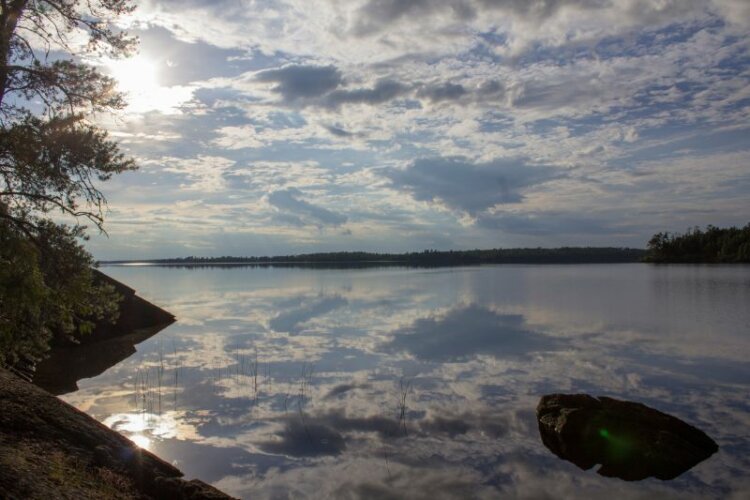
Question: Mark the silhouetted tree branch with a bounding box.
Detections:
[0,0,136,366]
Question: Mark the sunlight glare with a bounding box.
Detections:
[131,433,152,450]
[105,55,192,114]
[102,412,194,453]
[108,55,159,95]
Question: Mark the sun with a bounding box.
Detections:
[107,55,159,95]
[104,54,193,114]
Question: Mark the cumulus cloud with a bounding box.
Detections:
[351,0,610,38]
[352,0,478,36]
[417,82,468,103]
[477,79,505,99]
[713,0,750,27]
[251,65,410,109]
[347,0,738,54]
[131,0,750,62]
[383,157,560,215]
[256,64,343,101]
[324,78,409,108]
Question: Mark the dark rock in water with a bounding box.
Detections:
[32,269,175,395]
[536,393,719,481]
[87,269,175,341]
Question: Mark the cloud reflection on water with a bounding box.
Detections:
[60,264,750,499]
[383,304,560,362]
[269,295,349,335]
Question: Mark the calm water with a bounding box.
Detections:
[63,264,750,499]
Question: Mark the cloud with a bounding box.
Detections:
[354,0,603,31]
[476,212,630,236]
[256,64,343,101]
[324,78,409,108]
[132,0,748,63]
[349,0,719,50]
[267,187,348,227]
[353,0,478,36]
[477,79,505,99]
[159,155,236,192]
[417,82,468,103]
[383,157,560,215]
[89,0,750,259]
[477,0,604,18]
[251,65,409,109]
[134,25,252,87]
[322,124,355,137]
[713,0,750,27]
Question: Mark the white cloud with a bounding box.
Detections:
[158,155,236,192]
[77,0,750,258]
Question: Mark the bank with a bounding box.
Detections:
[0,271,235,499]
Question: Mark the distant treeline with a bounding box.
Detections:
[103,247,647,267]
[644,224,750,263]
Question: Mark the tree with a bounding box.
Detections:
[0,1,137,367]
[644,224,750,263]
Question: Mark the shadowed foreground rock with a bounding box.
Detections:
[0,368,234,499]
[33,270,176,395]
[87,269,176,338]
[537,394,718,481]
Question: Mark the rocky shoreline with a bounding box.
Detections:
[0,368,234,499]
[1,271,235,499]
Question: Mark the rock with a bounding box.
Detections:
[536,393,719,481]
[0,368,236,499]
[154,476,234,500]
[32,269,175,395]
[87,269,175,340]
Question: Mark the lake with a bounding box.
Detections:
[61,264,750,499]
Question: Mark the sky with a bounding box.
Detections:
[82,0,750,259]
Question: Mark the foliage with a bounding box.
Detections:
[0,218,120,365]
[0,113,134,230]
[644,224,750,263]
[0,1,136,366]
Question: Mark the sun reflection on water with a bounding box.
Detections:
[103,411,191,451]
[130,433,152,450]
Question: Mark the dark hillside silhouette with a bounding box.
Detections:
[103,247,646,267]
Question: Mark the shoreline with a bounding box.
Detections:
[1,271,234,499]
[0,368,233,499]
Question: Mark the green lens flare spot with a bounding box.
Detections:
[599,429,609,439]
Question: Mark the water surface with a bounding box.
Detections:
[63,264,750,498]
